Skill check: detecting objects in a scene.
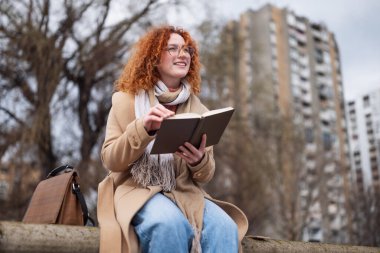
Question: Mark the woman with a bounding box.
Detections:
[98,25,248,253]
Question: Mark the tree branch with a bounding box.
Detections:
[95,0,111,44]
[108,0,159,41]
[0,106,25,125]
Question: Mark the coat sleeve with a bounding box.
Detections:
[187,147,215,184]
[101,92,155,172]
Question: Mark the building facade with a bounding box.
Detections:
[220,4,351,243]
[347,88,380,193]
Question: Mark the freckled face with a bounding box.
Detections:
[156,33,191,88]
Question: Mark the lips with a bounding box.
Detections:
[174,62,187,66]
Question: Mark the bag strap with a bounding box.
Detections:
[72,182,96,226]
[48,164,96,226]
[47,165,74,178]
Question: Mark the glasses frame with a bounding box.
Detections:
[165,45,195,58]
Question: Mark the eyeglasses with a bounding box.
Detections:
[166,45,195,58]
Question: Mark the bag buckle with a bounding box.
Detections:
[72,182,80,193]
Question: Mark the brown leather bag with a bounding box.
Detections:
[23,165,94,226]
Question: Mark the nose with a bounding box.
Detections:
[178,48,187,57]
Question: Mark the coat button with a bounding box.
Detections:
[195,172,202,177]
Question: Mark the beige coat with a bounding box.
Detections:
[98,91,249,253]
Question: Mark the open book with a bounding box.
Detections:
[150,107,234,154]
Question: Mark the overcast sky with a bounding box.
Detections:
[169,0,380,101]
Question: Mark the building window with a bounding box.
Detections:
[363,95,370,107]
[305,128,314,143]
[310,227,320,236]
[315,48,324,63]
[373,173,379,181]
[323,132,332,150]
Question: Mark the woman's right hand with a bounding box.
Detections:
[143,104,174,132]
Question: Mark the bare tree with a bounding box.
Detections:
[349,185,380,246]
[62,0,164,189]
[0,0,177,220]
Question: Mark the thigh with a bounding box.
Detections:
[203,199,237,229]
[131,193,194,253]
[131,193,192,233]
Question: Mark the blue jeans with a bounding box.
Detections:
[131,193,238,253]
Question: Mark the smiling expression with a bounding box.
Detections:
[156,33,191,89]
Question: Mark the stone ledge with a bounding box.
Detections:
[0,221,379,253]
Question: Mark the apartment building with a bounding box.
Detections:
[347,88,380,192]
[220,4,351,243]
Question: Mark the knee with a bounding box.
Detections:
[225,218,239,237]
[215,215,238,238]
[203,201,238,239]
[133,194,193,236]
[151,208,193,235]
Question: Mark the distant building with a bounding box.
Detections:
[220,4,350,243]
[347,88,380,193]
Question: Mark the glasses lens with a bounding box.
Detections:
[166,46,194,57]
[167,46,178,56]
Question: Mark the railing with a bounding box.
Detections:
[0,221,379,253]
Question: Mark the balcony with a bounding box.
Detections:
[289,37,297,48]
[270,21,276,32]
[330,216,342,231]
[315,63,331,74]
[287,13,296,26]
[296,32,307,44]
[303,107,313,116]
[320,110,330,122]
[312,29,323,40]
[299,55,309,66]
[300,68,310,79]
[328,203,338,214]
[306,160,316,169]
[324,163,335,174]
[302,93,313,104]
[295,20,307,32]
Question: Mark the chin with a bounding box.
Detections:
[174,72,189,79]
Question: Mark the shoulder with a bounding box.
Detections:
[189,93,209,113]
[110,91,135,122]
[112,91,134,105]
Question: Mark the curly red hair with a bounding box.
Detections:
[115,25,201,94]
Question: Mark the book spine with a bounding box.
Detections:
[189,118,205,148]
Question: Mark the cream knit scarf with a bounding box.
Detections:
[130,80,191,192]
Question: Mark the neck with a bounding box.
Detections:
[168,86,180,92]
[160,77,181,90]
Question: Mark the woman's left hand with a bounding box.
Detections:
[175,134,207,166]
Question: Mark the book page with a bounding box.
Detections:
[169,112,200,119]
[201,107,234,117]
[190,107,235,147]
